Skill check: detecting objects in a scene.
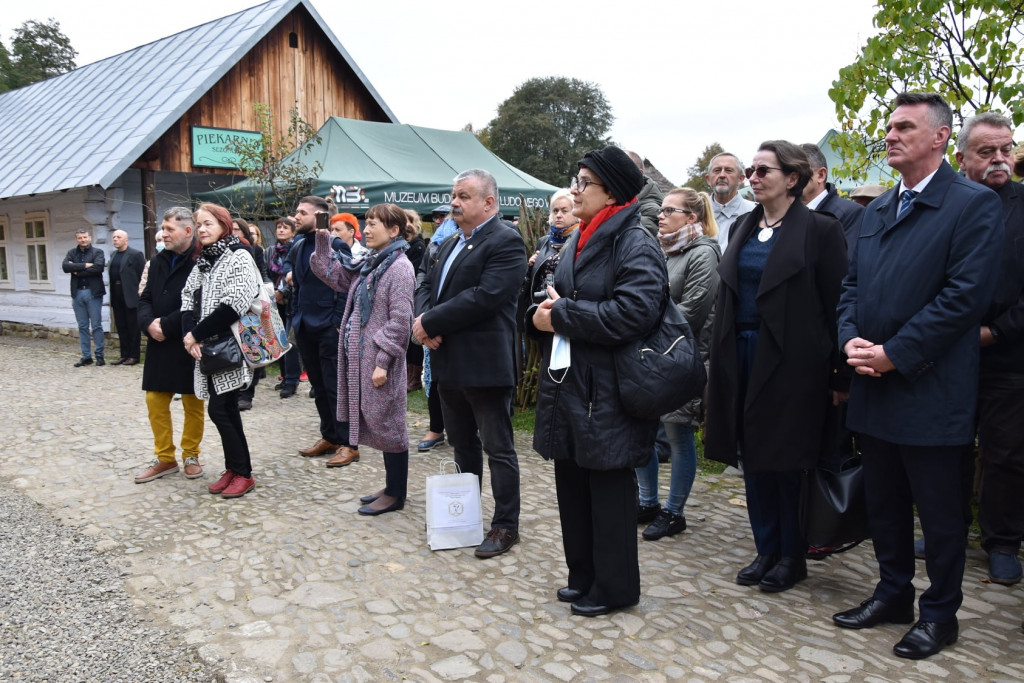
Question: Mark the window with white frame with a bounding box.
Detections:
[0,216,9,282]
[24,211,49,283]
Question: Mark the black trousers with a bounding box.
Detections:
[438,385,519,529]
[295,324,348,446]
[426,380,445,433]
[110,284,140,360]
[860,435,968,622]
[554,458,640,607]
[207,376,251,478]
[383,450,409,498]
[978,370,1024,554]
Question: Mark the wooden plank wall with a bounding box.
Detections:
[134,6,391,174]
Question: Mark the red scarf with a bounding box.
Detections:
[575,198,638,258]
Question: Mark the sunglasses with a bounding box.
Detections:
[744,165,783,179]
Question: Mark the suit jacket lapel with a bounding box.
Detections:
[434,215,499,300]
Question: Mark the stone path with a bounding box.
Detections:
[1,334,1022,681]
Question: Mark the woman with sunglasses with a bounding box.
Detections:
[636,188,722,541]
[530,146,668,617]
[705,140,848,592]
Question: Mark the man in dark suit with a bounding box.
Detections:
[800,143,864,253]
[955,111,1024,586]
[834,92,1002,660]
[62,228,106,366]
[108,230,146,365]
[285,196,352,461]
[414,169,527,558]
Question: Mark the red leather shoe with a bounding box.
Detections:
[221,474,255,498]
[208,470,235,494]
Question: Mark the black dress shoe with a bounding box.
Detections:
[74,357,93,367]
[570,596,638,617]
[279,385,296,399]
[474,527,519,558]
[833,597,915,630]
[95,357,106,366]
[759,556,807,592]
[359,491,383,504]
[557,587,585,603]
[357,498,405,516]
[736,554,779,586]
[893,619,958,659]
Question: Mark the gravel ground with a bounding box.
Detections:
[0,483,214,682]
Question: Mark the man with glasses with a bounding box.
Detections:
[834,92,1002,660]
[706,152,755,252]
[414,169,527,559]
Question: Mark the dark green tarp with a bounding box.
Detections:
[196,117,558,215]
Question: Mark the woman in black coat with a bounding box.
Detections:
[704,140,848,592]
[530,146,668,617]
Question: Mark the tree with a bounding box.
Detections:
[483,77,614,187]
[829,0,1024,181]
[221,103,323,219]
[1,19,77,92]
[682,142,725,192]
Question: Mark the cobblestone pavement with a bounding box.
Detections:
[2,334,1023,682]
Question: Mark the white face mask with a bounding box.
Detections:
[549,333,571,375]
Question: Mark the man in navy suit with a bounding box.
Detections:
[414,169,527,559]
[955,112,1024,586]
[285,196,351,460]
[833,92,1002,659]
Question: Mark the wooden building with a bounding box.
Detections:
[0,0,394,331]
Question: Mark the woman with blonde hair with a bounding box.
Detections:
[635,188,722,540]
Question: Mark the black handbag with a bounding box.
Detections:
[199,334,244,375]
[606,226,707,420]
[800,457,870,555]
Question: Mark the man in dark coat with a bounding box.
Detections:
[834,92,1002,660]
[414,168,527,559]
[955,111,1024,586]
[108,229,146,365]
[800,143,864,253]
[62,228,106,366]
[134,208,205,483]
[284,196,351,461]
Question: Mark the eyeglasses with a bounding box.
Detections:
[659,207,693,216]
[570,176,605,193]
[744,165,783,179]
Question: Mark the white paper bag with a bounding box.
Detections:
[425,460,484,551]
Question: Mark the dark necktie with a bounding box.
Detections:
[897,189,918,220]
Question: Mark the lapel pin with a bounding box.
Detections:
[467,244,474,250]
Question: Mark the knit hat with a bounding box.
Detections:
[578,146,644,205]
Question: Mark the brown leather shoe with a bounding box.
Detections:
[134,460,179,483]
[121,358,139,366]
[326,446,360,468]
[298,439,339,457]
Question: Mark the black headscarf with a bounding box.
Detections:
[578,146,644,205]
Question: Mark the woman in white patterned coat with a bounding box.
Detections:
[311,203,415,515]
[182,203,262,499]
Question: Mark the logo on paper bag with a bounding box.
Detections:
[448,500,465,517]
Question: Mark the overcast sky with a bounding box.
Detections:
[3,0,882,185]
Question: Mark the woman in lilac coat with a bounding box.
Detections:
[311,203,415,515]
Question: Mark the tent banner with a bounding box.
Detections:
[324,182,551,214]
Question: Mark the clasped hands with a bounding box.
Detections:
[531,286,561,333]
[412,315,443,350]
[844,337,894,377]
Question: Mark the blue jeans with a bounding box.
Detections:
[636,422,697,514]
[72,288,104,359]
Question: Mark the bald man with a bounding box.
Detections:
[109,230,145,365]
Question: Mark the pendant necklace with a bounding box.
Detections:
[757,214,783,242]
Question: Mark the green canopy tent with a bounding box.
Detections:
[196,117,558,216]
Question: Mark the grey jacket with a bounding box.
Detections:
[662,234,721,425]
[636,176,665,236]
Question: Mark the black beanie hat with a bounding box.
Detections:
[578,146,644,206]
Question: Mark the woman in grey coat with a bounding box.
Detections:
[636,188,722,541]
